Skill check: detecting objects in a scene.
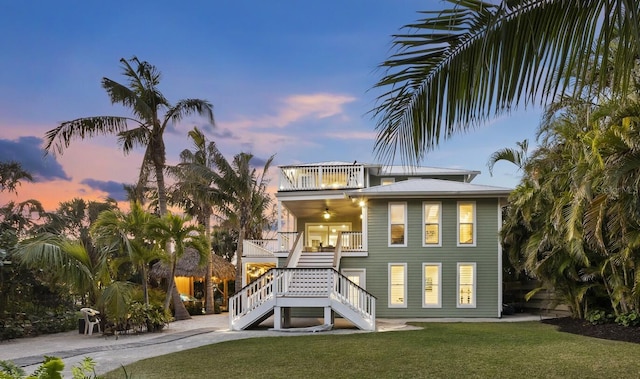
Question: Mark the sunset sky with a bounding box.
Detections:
[0,1,540,211]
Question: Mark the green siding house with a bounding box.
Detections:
[230,162,510,331]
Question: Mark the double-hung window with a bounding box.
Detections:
[457,201,476,246]
[389,202,407,246]
[457,263,476,308]
[422,263,441,308]
[388,263,407,307]
[423,202,441,246]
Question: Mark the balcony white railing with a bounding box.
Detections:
[279,164,365,191]
[246,231,365,257]
[340,231,365,252]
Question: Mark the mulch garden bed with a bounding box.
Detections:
[543,317,640,344]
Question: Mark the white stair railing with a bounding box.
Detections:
[244,239,278,257]
[333,233,343,270]
[278,232,299,252]
[331,270,376,325]
[230,268,376,331]
[229,269,279,326]
[284,232,305,268]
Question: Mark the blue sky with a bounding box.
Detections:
[0,1,540,210]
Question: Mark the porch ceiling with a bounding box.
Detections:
[280,198,362,220]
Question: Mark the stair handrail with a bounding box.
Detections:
[230,267,377,331]
[333,233,343,270]
[330,269,376,326]
[284,232,304,268]
[278,232,299,252]
[229,268,279,324]
[243,239,277,257]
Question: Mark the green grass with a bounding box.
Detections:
[103,322,640,379]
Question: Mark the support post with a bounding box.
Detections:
[324,306,334,326]
[274,306,282,330]
[283,307,291,328]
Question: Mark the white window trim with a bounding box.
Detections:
[457,201,477,247]
[388,202,407,247]
[388,263,407,308]
[422,201,442,247]
[422,263,442,308]
[457,262,477,308]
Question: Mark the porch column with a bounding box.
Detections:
[277,202,283,249]
[361,204,368,251]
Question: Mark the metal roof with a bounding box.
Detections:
[347,179,511,198]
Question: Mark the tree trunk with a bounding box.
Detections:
[141,264,149,305]
[203,215,215,314]
[171,285,191,320]
[205,253,215,314]
[234,225,245,293]
[155,160,168,216]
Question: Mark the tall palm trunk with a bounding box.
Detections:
[235,225,245,292]
[172,285,191,320]
[205,254,215,313]
[153,136,168,216]
[141,264,150,305]
[204,216,216,314]
[153,137,191,318]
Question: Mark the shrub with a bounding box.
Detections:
[0,356,100,379]
[615,311,640,327]
[586,309,615,325]
[127,303,173,333]
[0,310,77,340]
[184,301,204,316]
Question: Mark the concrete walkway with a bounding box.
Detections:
[0,313,543,377]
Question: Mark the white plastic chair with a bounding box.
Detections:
[80,307,101,335]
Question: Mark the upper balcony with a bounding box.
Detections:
[278,162,365,192]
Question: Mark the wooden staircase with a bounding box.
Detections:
[229,267,376,331]
[296,251,334,268]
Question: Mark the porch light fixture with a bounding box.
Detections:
[323,208,331,220]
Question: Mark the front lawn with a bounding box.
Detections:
[104,322,640,378]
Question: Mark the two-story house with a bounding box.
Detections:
[229,162,511,331]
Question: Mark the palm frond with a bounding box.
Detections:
[165,99,215,130]
[117,126,150,154]
[373,0,640,164]
[44,116,136,155]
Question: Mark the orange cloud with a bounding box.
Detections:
[223,93,356,130]
[0,180,120,211]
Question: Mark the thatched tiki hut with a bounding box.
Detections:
[151,248,236,313]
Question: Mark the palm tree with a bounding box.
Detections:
[501,90,640,317]
[148,212,208,319]
[167,127,219,313]
[372,0,640,164]
[43,57,214,216]
[0,161,32,194]
[91,202,162,305]
[14,233,111,307]
[487,139,529,175]
[209,149,274,289]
